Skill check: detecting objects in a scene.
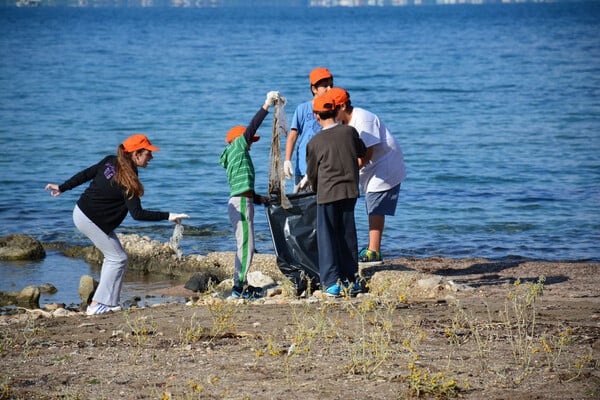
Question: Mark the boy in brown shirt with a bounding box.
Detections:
[305,92,366,297]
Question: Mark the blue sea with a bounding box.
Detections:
[1,3,599,306]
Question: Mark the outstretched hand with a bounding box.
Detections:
[295,176,310,193]
[168,213,190,223]
[265,91,281,107]
[45,184,61,197]
[257,195,270,205]
[283,160,293,179]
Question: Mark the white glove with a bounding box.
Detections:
[168,213,190,223]
[283,160,293,179]
[298,176,309,190]
[265,91,281,107]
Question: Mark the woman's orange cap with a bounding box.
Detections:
[122,134,160,152]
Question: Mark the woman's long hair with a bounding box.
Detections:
[115,145,144,199]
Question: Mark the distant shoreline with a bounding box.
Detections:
[2,0,583,9]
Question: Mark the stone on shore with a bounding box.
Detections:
[0,234,45,261]
[78,275,98,305]
[1,233,482,313]
[16,285,40,309]
[0,285,42,309]
[39,283,58,294]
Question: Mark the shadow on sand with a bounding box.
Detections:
[360,258,569,289]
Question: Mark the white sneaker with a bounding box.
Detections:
[86,303,122,315]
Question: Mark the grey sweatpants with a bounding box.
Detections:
[73,205,127,307]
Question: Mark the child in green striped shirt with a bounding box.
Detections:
[219,91,281,299]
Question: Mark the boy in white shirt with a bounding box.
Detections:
[328,88,406,266]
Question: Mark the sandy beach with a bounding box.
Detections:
[1,256,599,399]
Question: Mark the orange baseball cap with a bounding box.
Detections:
[122,134,160,152]
[327,87,349,106]
[226,126,260,144]
[309,67,333,85]
[313,93,336,113]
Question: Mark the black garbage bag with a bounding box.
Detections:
[265,192,319,295]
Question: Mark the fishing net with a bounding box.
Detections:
[169,221,184,260]
[267,94,291,209]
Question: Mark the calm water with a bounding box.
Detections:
[1,3,599,305]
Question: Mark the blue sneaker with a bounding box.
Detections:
[244,285,263,300]
[231,286,244,299]
[341,282,362,296]
[324,284,341,297]
[231,285,263,300]
[358,249,383,266]
[358,247,369,258]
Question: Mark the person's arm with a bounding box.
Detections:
[305,142,318,190]
[285,128,298,162]
[126,195,190,224]
[46,157,106,196]
[125,196,170,222]
[355,133,367,167]
[355,111,385,168]
[243,107,269,145]
[253,193,269,205]
[283,128,298,179]
[358,145,373,169]
[243,92,279,145]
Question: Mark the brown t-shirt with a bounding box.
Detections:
[305,123,366,205]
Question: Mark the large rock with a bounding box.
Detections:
[16,285,40,309]
[45,234,289,299]
[192,251,285,283]
[0,234,45,261]
[56,234,286,284]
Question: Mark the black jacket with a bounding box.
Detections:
[59,155,168,234]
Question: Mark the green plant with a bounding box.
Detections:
[343,299,395,377]
[286,301,341,357]
[127,314,154,344]
[407,362,460,399]
[501,276,545,372]
[536,325,573,371]
[0,378,10,400]
[568,350,594,382]
[123,310,157,358]
[178,312,206,345]
[205,299,238,344]
[445,300,496,371]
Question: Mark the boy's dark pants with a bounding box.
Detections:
[316,197,359,288]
